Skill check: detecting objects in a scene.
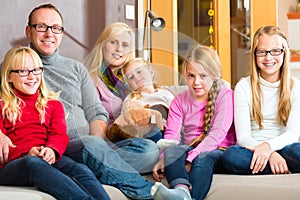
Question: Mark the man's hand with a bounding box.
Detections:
[0,132,16,164]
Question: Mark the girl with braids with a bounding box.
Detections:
[0,47,110,200]
[151,44,236,200]
[223,26,300,175]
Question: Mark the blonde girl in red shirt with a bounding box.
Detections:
[0,47,110,200]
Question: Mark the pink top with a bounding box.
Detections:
[164,86,236,162]
[95,77,123,127]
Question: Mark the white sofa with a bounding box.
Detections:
[2,85,300,199]
[1,173,300,200]
[147,174,300,200]
[0,185,127,200]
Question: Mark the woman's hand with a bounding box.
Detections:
[153,159,165,181]
[269,151,290,174]
[245,142,272,174]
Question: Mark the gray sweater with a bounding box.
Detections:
[36,48,108,139]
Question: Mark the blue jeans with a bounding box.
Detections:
[145,127,163,143]
[0,156,110,200]
[113,137,159,173]
[65,135,156,200]
[164,145,225,200]
[222,143,300,174]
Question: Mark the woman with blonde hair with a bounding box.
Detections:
[84,22,159,174]
[222,25,300,175]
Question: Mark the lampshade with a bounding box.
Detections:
[147,10,166,31]
[142,10,166,61]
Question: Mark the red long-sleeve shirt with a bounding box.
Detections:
[0,90,69,168]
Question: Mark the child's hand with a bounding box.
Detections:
[27,146,44,157]
[245,142,272,174]
[153,159,165,181]
[0,132,16,164]
[185,161,192,173]
[269,152,290,174]
[39,146,56,165]
[27,146,56,165]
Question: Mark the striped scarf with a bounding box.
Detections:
[99,63,129,100]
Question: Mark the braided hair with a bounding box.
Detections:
[181,45,223,147]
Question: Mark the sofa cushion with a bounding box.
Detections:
[206,174,300,200]
[0,185,128,200]
[144,173,300,200]
[1,174,300,199]
[0,186,55,200]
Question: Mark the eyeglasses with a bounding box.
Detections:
[29,24,64,34]
[255,48,284,57]
[10,67,44,77]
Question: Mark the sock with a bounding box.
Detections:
[151,182,192,200]
[156,139,179,152]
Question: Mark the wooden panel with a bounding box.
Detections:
[250,0,277,38]
[146,0,278,86]
[150,0,178,85]
[214,0,231,84]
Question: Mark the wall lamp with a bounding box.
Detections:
[142,10,166,61]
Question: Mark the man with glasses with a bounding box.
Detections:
[29,24,64,34]
[18,3,154,199]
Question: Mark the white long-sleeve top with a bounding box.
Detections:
[234,76,300,152]
[123,88,175,110]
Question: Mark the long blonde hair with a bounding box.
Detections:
[1,47,58,124]
[85,22,135,82]
[250,26,293,129]
[182,45,223,146]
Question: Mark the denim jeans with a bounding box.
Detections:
[0,156,110,200]
[54,155,110,199]
[65,135,155,200]
[113,137,159,173]
[145,127,163,143]
[222,143,300,174]
[164,145,225,200]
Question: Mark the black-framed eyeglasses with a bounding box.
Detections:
[255,48,284,57]
[10,67,44,77]
[29,24,64,34]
